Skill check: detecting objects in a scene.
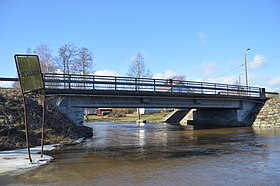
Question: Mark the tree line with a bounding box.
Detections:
[28,43,185,82]
[28,43,93,75]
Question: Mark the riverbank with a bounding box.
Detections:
[0,89,93,151]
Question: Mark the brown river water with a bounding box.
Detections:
[1,122,280,186]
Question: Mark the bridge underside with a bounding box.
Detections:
[47,89,264,127]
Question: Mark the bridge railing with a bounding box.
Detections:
[43,73,263,98]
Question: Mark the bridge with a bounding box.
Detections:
[43,73,266,126]
[1,73,267,127]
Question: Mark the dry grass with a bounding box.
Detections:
[86,111,170,123]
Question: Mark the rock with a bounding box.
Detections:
[253,97,280,128]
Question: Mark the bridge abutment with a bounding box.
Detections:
[189,101,262,127]
[191,108,238,126]
[51,97,84,125]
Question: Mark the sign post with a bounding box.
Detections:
[14,54,45,162]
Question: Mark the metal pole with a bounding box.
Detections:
[244,48,250,88]
[40,91,46,158]
[244,53,248,88]
[21,93,32,163]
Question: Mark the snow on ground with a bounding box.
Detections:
[0,144,60,174]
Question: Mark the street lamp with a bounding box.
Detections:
[244,48,250,88]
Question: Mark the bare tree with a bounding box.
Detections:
[75,47,94,75]
[55,43,78,74]
[34,43,55,73]
[127,52,152,78]
[26,47,32,54]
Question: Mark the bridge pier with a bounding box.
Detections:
[164,109,191,124]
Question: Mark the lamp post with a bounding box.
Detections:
[244,48,250,88]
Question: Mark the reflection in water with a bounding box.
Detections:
[138,128,145,147]
[2,123,280,185]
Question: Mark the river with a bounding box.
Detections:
[1,122,280,185]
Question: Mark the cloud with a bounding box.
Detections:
[197,31,207,44]
[248,54,267,70]
[200,62,217,78]
[153,70,178,79]
[269,76,280,87]
[248,76,270,88]
[94,70,119,76]
[208,76,240,85]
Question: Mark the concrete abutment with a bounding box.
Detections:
[50,97,84,125]
[165,101,264,127]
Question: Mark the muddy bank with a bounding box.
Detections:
[0,89,92,151]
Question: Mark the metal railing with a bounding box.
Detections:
[43,73,264,98]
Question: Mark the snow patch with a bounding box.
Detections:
[0,144,60,174]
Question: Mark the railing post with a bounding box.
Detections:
[237,85,240,96]
[68,74,71,89]
[63,74,66,88]
[92,76,95,90]
[83,75,86,89]
[115,77,117,90]
[227,84,229,95]
[260,88,265,99]
[215,84,217,95]
[135,78,137,91]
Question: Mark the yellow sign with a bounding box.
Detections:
[15,55,44,93]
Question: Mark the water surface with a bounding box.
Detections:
[1,122,280,185]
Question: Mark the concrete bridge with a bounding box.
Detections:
[41,73,266,127]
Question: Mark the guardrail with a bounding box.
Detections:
[43,73,264,98]
[0,74,266,98]
[265,91,280,98]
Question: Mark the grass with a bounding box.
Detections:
[85,111,170,123]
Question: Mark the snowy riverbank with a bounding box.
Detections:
[0,144,60,174]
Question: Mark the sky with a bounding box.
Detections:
[0,0,280,91]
